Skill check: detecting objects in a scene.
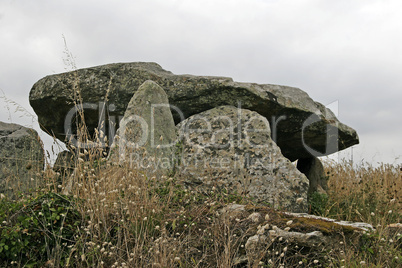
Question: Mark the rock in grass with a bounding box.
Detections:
[29,62,359,161]
[0,121,44,196]
[109,80,177,173]
[177,106,309,212]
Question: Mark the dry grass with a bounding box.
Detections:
[323,160,401,224]
[1,154,400,267]
[39,159,256,267]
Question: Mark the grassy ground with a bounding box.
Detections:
[0,156,400,267]
[314,160,401,267]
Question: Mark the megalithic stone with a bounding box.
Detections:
[29,62,359,161]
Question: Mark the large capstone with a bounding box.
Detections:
[29,62,359,161]
[176,106,309,212]
[0,121,44,196]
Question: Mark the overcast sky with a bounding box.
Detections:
[1,0,401,165]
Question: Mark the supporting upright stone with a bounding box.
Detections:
[297,157,328,195]
[109,80,177,174]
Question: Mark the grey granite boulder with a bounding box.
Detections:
[0,122,44,196]
[29,62,358,161]
[176,106,309,212]
[109,80,177,173]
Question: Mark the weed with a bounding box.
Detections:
[308,191,329,215]
[0,192,82,267]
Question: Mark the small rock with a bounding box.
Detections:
[219,204,246,219]
[270,228,327,248]
[284,212,374,231]
[245,234,267,266]
[247,212,262,223]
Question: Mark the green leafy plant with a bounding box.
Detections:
[0,192,83,267]
[308,191,329,215]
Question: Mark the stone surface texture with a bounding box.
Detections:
[29,62,359,161]
[0,121,44,195]
[283,212,374,231]
[177,106,309,212]
[109,80,177,172]
[297,157,328,195]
